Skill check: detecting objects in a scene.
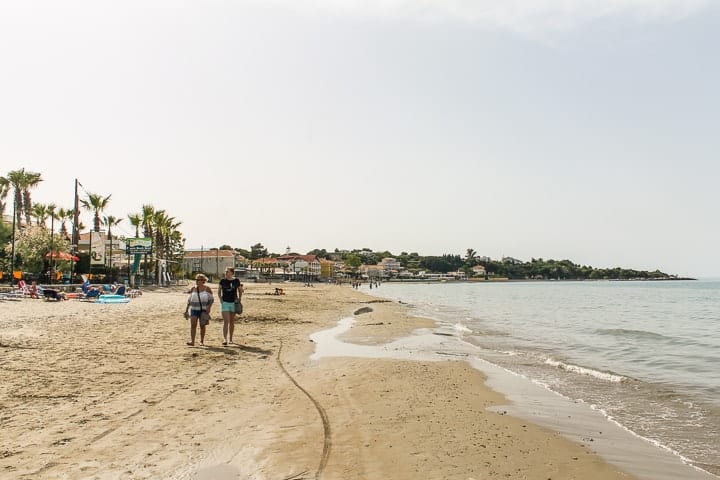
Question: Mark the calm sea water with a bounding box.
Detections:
[361,279,720,477]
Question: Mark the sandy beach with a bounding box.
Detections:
[0,282,636,479]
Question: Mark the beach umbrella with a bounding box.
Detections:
[46,250,80,261]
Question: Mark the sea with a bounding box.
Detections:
[346,279,720,479]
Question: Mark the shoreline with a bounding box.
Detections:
[377,276,697,283]
[360,280,719,478]
[0,282,681,479]
[312,309,717,480]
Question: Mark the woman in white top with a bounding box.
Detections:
[184,273,214,346]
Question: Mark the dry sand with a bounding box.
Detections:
[0,282,635,479]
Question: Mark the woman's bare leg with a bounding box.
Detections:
[188,317,198,345]
[222,311,230,344]
[228,312,235,343]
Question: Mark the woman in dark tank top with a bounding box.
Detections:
[218,267,243,345]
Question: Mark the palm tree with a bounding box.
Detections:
[46,204,57,228]
[0,176,10,218]
[80,193,112,232]
[103,215,123,276]
[141,204,155,239]
[152,209,172,282]
[103,215,122,242]
[57,207,73,241]
[465,248,477,265]
[46,203,58,267]
[150,209,184,283]
[141,204,155,280]
[67,208,82,242]
[5,169,42,228]
[22,171,42,226]
[127,213,141,238]
[32,203,50,227]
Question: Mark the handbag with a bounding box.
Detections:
[234,300,243,314]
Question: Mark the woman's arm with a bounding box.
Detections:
[184,287,195,317]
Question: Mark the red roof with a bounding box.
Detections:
[276,254,319,263]
[184,249,235,258]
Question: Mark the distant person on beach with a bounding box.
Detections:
[42,287,68,301]
[184,274,214,346]
[218,267,242,346]
[29,281,39,299]
[82,279,101,296]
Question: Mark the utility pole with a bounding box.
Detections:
[88,231,93,280]
[10,195,17,287]
[71,179,80,280]
[50,209,55,274]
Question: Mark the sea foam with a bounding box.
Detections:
[544,358,626,383]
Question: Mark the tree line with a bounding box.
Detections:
[0,169,184,282]
[1,169,677,282]
[222,244,678,280]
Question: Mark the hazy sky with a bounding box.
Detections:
[2,1,718,277]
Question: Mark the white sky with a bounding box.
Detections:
[2,0,718,277]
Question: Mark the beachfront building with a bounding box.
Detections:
[380,257,401,270]
[182,249,235,280]
[471,265,487,277]
[416,271,466,281]
[397,269,415,279]
[249,257,282,278]
[380,257,401,274]
[447,270,468,280]
[249,254,322,281]
[319,259,335,280]
[234,254,248,267]
[77,231,127,268]
[502,256,524,265]
[276,254,322,280]
[361,264,385,280]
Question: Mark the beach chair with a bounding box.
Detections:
[0,291,22,301]
[14,280,30,296]
[125,288,142,298]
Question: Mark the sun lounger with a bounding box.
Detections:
[0,292,23,301]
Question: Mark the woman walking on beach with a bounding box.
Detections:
[184,274,214,346]
[218,267,242,346]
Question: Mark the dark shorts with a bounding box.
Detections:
[190,309,209,326]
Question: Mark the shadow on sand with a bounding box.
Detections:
[236,344,273,357]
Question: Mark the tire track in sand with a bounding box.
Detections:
[276,339,331,480]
